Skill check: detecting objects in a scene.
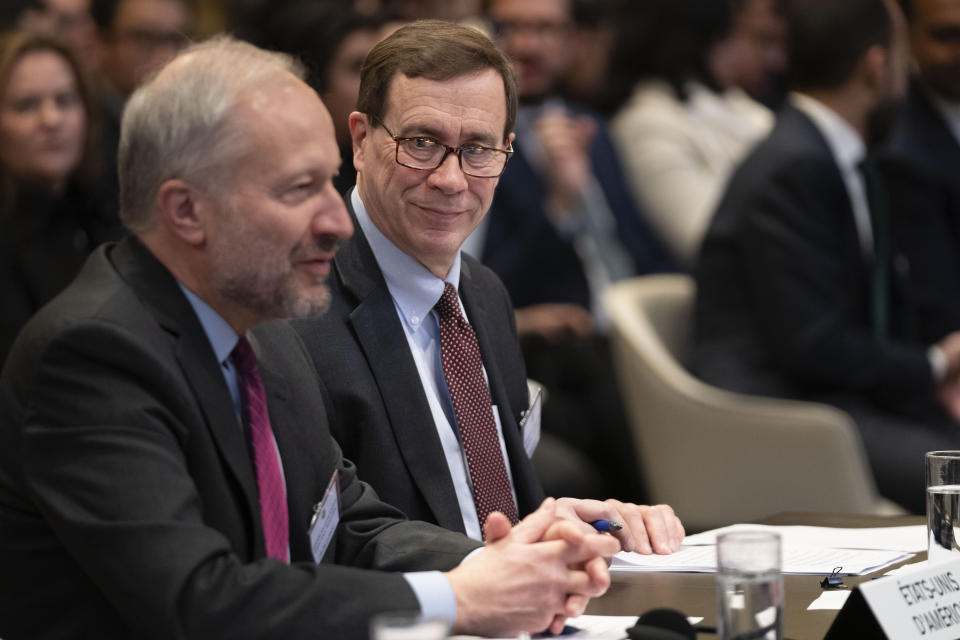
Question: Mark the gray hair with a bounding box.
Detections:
[118,34,305,233]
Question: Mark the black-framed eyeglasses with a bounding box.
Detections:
[376,119,513,179]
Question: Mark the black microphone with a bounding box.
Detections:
[626,608,697,640]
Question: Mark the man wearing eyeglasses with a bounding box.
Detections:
[293,20,684,553]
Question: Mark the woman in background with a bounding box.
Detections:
[609,0,774,267]
[0,30,119,365]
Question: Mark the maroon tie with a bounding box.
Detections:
[435,282,519,533]
[231,336,290,562]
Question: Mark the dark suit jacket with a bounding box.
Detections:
[0,237,478,639]
[482,107,674,310]
[881,78,960,342]
[293,208,545,535]
[692,104,935,417]
[0,183,121,366]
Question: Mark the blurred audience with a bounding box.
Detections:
[90,0,192,216]
[558,0,626,115]
[0,30,120,365]
[254,1,382,195]
[693,0,960,513]
[15,0,100,71]
[719,0,789,109]
[881,0,960,344]
[382,0,481,21]
[466,0,674,502]
[609,0,773,267]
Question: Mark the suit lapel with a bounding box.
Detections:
[111,238,261,542]
[335,206,467,533]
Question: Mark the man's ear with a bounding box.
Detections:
[349,111,370,172]
[156,179,208,247]
[860,44,889,93]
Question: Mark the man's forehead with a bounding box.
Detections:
[383,70,506,120]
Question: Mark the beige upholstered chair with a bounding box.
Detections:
[604,274,904,531]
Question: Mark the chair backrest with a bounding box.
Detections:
[605,274,902,531]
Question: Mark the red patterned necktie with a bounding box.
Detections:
[435,282,519,534]
[231,336,290,562]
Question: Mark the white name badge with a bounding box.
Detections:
[827,557,960,639]
[308,469,340,564]
[520,386,543,458]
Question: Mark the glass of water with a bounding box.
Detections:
[369,613,448,640]
[926,451,960,564]
[716,530,783,640]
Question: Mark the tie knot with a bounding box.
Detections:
[434,282,462,321]
[230,336,258,377]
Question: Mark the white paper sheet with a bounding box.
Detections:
[612,545,913,575]
[682,524,925,552]
[448,615,704,640]
[807,590,851,610]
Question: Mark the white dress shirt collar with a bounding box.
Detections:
[789,92,874,257]
[789,92,866,174]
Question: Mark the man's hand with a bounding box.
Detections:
[936,331,960,379]
[555,497,685,554]
[515,304,594,341]
[535,110,596,218]
[445,498,619,637]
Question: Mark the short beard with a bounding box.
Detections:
[212,232,337,323]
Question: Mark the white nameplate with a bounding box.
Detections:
[859,558,960,638]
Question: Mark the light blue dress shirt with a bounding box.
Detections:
[177,281,457,626]
[352,189,518,542]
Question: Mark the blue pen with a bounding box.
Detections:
[590,519,623,533]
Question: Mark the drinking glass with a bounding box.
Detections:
[926,451,960,563]
[716,530,783,640]
[369,612,447,640]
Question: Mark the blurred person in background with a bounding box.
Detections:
[693,0,960,513]
[719,0,789,109]
[90,0,192,219]
[255,1,382,196]
[15,0,100,71]
[0,30,120,366]
[880,0,960,345]
[609,0,773,267]
[382,0,482,22]
[471,0,674,502]
[560,0,626,116]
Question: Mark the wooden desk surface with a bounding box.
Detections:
[586,512,924,639]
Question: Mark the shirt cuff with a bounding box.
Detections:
[929,345,948,383]
[402,571,456,627]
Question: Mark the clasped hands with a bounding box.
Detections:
[446,497,684,637]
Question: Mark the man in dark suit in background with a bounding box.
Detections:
[294,20,684,553]
[881,0,960,343]
[0,35,619,639]
[693,0,960,513]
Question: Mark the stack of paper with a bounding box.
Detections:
[611,523,924,576]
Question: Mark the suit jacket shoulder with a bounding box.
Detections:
[693,105,934,415]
